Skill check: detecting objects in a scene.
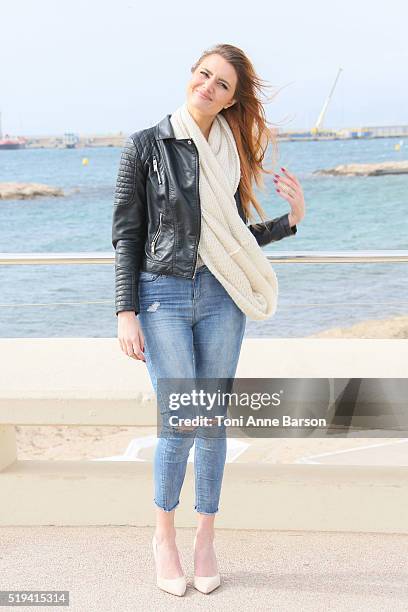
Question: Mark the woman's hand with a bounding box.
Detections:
[273,167,306,226]
[117,312,146,362]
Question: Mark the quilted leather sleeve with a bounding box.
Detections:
[248,213,297,246]
[112,136,147,316]
[235,188,297,246]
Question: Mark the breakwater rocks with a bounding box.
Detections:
[306,314,408,338]
[315,160,408,176]
[0,182,64,200]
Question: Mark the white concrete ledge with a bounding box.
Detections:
[1,459,407,533]
[1,338,408,425]
[1,338,408,531]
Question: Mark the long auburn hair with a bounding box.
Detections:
[190,43,280,224]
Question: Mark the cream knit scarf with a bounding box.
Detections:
[170,102,278,321]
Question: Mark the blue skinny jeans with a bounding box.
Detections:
[137,264,246,515]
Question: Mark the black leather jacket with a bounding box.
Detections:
[112,113,297,315]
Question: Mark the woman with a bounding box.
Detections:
[112,43,305,596]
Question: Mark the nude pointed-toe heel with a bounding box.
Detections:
[193,534,221,594]
[152,534,187,597]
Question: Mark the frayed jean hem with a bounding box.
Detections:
[194,505,219,515]
[154,499,180,512]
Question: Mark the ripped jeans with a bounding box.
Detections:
[137,264,246,515]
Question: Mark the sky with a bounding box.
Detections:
[1,0,407,136]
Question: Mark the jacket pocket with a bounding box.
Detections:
[152,155,163,185]
[150,211,163,255]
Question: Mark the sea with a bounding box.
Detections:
[0,137,407,338]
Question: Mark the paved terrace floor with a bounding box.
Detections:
[1,526,407,611]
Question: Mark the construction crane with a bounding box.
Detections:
[311,67,343,135]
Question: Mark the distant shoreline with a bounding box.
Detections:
[2,132,406,150]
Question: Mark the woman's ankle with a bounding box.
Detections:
[154,527,177,544]
[195,529,215,543]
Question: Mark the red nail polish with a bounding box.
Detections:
[273,178,278,183]
[276,188,280,192]
[281,167,286,172]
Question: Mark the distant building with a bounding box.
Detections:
[338,125,408,139]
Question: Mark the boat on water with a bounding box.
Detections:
[0,136,26,150]
[0,112,26,149]
[63,132,79,148]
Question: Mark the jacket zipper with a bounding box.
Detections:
[152,155,162,184]
[151,212,163,255]
[191,142,201,279]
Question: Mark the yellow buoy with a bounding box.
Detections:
[82,157,89,166]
